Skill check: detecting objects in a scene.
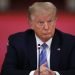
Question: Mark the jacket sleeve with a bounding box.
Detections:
[1,35,31,75]
[59,44,75,75]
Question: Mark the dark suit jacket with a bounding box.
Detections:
[1,29,75,75]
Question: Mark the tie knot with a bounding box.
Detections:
[42,43,48,49]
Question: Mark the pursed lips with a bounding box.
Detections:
[42,32,51,35]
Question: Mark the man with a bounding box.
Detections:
[1,2,75,75]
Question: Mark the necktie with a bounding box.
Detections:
[40,43,48,67]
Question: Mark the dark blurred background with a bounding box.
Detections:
[10,0,65,10]
[0,0,75,12]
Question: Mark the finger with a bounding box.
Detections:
[42,62,47,66]
[40,70,50,75]
[40,65,47,72]
[46,69,56,75]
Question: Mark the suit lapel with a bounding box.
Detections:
[50,29,62,70]
[26,30,37,69]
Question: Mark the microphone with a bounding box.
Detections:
[38,44,40,75]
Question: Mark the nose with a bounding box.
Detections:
[44,22,49,30]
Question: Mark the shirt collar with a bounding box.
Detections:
[35,34,52,49]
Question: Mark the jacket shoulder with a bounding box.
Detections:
[8,29,35,47]
[56,29,75,43]
[8,29,34,40]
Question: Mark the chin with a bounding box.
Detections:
[44,35,52,38]
[42,36,51,42]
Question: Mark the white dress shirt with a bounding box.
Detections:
[29,35,60,75]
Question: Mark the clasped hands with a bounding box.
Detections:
[34,63,56,75]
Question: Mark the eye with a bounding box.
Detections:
[39,21,44,24]
[38,21,44,26]
[47,20,52,23]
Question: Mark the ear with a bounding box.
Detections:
[29,20,34,29]
[31,25,34,29]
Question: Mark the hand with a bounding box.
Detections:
[34,63,56,75]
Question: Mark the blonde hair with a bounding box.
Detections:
[28,2,57,20]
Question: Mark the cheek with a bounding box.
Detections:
[49,25,55,31]
[31,25,42,34]
[51,22,56,29]
[52,25,55,30]
[49,25,55,35]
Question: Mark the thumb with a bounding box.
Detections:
[40,62,47,68]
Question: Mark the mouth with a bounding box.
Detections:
[43,32,51,35]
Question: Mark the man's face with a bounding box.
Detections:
[30,12,56,42]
